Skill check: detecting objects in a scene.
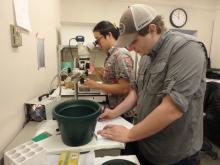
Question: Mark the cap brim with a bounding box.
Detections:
[115,32,137,47]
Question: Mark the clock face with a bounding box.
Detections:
[170,8,187,28]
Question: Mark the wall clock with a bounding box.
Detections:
[170,8,187,28]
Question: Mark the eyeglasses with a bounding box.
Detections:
[94,36,104,46]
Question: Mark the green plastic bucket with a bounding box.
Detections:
[53,100,101,146]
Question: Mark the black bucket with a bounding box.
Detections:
[53,100,101,146]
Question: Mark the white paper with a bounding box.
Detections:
[35,118,133,154]
[78,150,95,165]
[13,0,31,31]
[95,117,133,140]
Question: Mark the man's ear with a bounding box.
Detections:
[107,32,113,38]
[148,24,157,33]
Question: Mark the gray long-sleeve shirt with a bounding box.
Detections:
[134,31,207,164]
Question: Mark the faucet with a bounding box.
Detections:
[49,68,84,100]
[49,69,68,95]
[69,72,81,100]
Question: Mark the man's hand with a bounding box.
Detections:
[97,124,131,143]
[98,107,118,121]
[82,78,100,89]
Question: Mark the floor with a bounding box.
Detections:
[200,141,220,165]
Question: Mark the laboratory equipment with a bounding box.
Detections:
[57,44,107,102]
[24,94,66,121]
[4,141,46,165]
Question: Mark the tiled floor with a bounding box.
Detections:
[201,142,220,165]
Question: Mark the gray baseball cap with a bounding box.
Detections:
[116,4,157,47]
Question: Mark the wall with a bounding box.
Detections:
[0,0,60,160]
[60,0,220,67]
[210,5,220,68]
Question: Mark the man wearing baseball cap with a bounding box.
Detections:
[98,4,207,165]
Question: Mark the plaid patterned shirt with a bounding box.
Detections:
[102,47,134,109]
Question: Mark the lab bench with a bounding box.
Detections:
[4,120,123,157]
[4,117,138,164]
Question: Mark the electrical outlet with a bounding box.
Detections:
[10,24,22,48]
